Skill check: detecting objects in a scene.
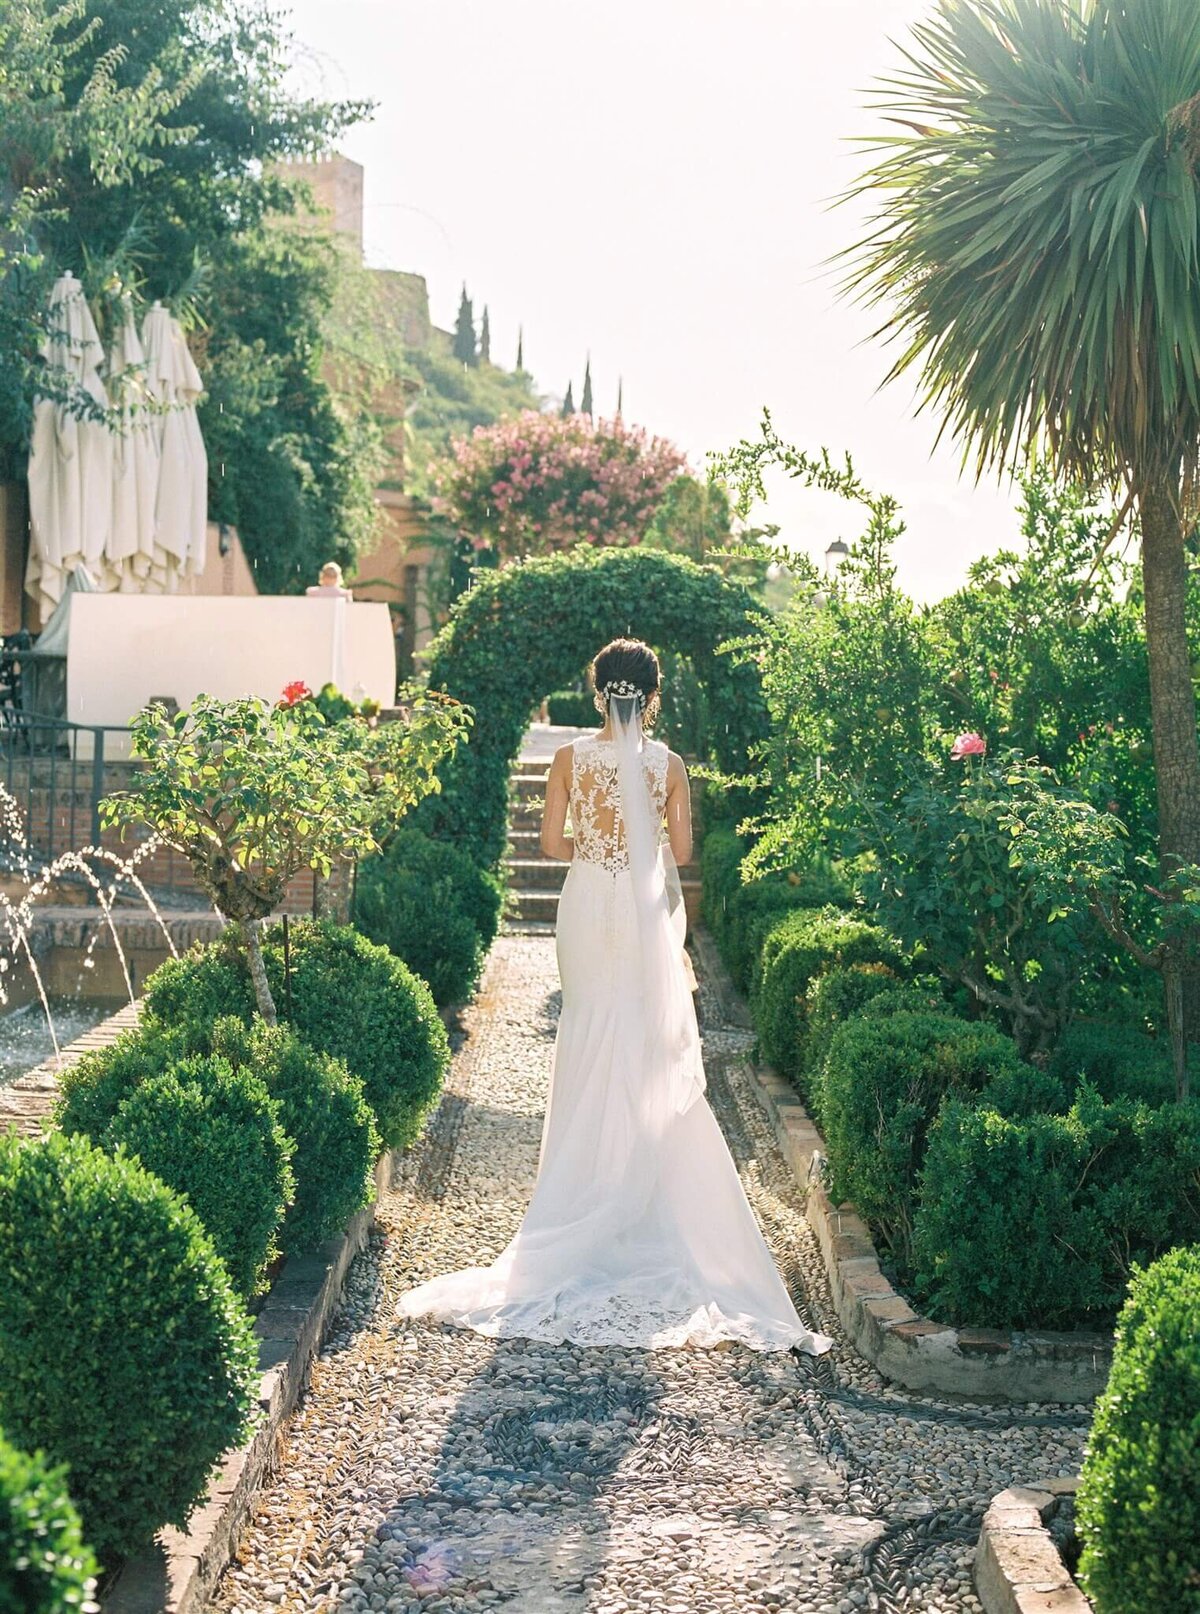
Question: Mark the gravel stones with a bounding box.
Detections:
[209,935,1087,1614]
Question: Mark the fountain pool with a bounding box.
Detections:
[0,996,124,1087]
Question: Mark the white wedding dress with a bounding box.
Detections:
[397,712,833,1355]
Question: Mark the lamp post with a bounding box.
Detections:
[824,537,849,576]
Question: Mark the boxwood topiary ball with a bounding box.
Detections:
[0,1424,98,1612]
[0,1131,259,1563]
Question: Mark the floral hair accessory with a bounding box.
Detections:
[601,679,647,710]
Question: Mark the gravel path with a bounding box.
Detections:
[210,934,1087,1614]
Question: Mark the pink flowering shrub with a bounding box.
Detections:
[433,410,687,560]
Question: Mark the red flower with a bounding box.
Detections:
[278,681,312,708]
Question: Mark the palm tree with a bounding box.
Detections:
[842,0,1200,1055]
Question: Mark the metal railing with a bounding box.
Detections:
[0,715,129,864]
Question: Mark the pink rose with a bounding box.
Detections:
[950,731,986,759]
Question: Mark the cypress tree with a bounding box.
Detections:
[516,326,524,371]
[561,382,575,418]
[453,284,476,366]
[479,304,491,364]
[581,356,593,417]
[616,376,623,417]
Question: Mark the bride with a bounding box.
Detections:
[398,638,832,1355]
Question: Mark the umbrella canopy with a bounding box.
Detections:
[25,273,114,618]
[142,302,207,589]
[106,297,161,589]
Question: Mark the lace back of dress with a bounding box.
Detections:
[570,736,666,873]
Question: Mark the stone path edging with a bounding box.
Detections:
[974,1481,1090,1614]
[102,1147,399,1614]
[691,928,1114,1404]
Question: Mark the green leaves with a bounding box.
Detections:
[101,690,467,926]
[841,0,1200,486]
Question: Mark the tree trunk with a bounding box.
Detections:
[240,917,278,1025]
[1139,477,1200,1090]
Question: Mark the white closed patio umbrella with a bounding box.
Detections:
[106,297,161,590]
[142,301,207,589]
[25,273,114,618]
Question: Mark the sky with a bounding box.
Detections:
[282,0,1025,601]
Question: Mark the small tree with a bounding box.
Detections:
[560,381,575,418]
[101,687,469,1022]
[452,284,476,366]
[515,325,524,371]
[581,356,593,417]
[479,303,490,364]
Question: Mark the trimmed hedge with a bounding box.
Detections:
[914,1091,1200,1329]
[0,1426,97,1611]
[754,906,905,1084]
[545,690,594,726]
[355,827,503,1007]
[802,964,923,1114]
[143,920,450,1150]
[103,1059,294,1298]
[58,1016,380,1260]
[54,1022,187,1143]
[210,1018,379,1254]
[819,1010,1028,1264]
[1078,1246,1200,1612]
[0,1132,258,1562]
[700,825,746,946]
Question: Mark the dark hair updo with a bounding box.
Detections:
[589,638,661,727]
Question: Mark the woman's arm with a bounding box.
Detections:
[665,751,693,867]
[539,744,575,862]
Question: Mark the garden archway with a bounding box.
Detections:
[419,546,769,868]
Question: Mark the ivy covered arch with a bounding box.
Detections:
[419,546,768,868]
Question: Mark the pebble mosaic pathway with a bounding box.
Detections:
[210,935,1088,1614]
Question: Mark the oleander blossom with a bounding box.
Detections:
[432,409,687,560]
[950,731,986,759]
[278,681,312,709]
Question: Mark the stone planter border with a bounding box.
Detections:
[693,927,1114,1403]
[975,1480,1091,1614]
[102,1146,397,1614]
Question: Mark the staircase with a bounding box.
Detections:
[502,741,703,934]
[505,760,561,931]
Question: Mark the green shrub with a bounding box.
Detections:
[1046,1020,1178,1106]
[209,1018,379,1253]
[545,690,594,726]
[913,1092,1200,1329]
[104,1059,294,1298]
[727,869,852,993]
[53,1021,187,1141]
[143,920,450,1150]
[700,825,746,945]
[0,1132,258,1562]
[755,906,905,1083]
[0,1426,97,1612]
[355,827,503,1006]
[802,964,925,1114]
[1078,1246,1200,1613]
[820,1010,1027,1264]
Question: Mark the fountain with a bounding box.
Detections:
[0,782,188,1082]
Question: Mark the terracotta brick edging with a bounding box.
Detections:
[102,1146,398,1614]
[975,1480,1092,1614]
[692,926,1114,1403]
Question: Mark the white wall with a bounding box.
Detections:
[67,594,396,756]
